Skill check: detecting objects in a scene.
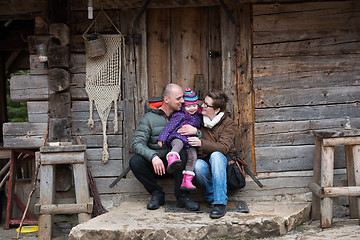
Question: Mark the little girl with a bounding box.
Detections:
[158,88,202,190]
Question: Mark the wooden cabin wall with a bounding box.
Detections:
[253,1,360,173]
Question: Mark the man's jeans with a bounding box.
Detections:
[194,151,228,205]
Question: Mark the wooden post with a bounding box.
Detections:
[352,145,360,224]
[345,145,358,218]
[312,136,322,220]
[38,164,55,240]
[233,4,255,172]
[320,145,334,228]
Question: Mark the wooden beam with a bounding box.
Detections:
[323,137,360,147]
[233,3,255,172]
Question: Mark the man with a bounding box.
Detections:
[129,83,200,211]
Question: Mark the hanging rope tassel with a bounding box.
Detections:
[102,130,109,163]
[88,99,95,129]
[113,100,118,133]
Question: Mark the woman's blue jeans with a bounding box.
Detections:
[194,151,228,205]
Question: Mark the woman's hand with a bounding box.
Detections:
[177,124,197,135]
[157,141,163,147]
[188,137,202,147]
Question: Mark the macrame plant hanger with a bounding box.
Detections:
[83,3,125,163]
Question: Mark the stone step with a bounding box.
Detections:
[68,201,311,239]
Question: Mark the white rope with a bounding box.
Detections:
[85,34,124,163]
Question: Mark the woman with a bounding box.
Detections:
[186,89,236,219]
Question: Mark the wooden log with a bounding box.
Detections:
[69,54,85,73]
[49,92,71,118]
[29,54,49,75]
[323,137,360,147]
[48,68,70,92]
[3,122,47,148]
[70,73,87,100]
[40,152,85,165]
[308,182,323,198]
[346,145,358,218]
[34,201,93,215]
[47,38,69,69]
[323,186,360,197]
[48,118,71,142]
[320,145,334,228]
[41,144,86,153]
[49,23,70,46]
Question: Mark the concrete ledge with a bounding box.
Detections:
[68,201,310,239]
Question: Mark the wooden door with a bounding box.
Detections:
[147,7,222,99]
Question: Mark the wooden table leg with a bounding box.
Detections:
[320,145,334,228]
[38,165,55,240]
[73,163,91,223]
[312,137,322,220]
[345,145,358,218]
[352,145,360,225]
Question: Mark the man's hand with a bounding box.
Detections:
[188,137,202,147]
[177,124,197,135]
[157,141,163,147]
[152,156,165,175]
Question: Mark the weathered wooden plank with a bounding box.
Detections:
[255,103,360,122]
[10,74,51,102]
[80,135,122,148]
[208,6,222,91]
[171,7,208,89]
[253,55,360,83]
[253,2,360,31]
[220,3,236,112]
[40,152,85,165]
[70,73,87,100]
[86,148,122,161]
[3,122,47,148]
[255,118,360,135]
[254,30,360,57]
[255,131,314,147]
[88,160,123,177]
[255,86,360,108]
[255,145,347,172]
[72,120,123,135]
[254,69,360,91]
[146,8,171,98]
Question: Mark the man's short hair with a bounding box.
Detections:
[161,83,176,100]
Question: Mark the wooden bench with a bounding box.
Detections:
[309,129,360,228]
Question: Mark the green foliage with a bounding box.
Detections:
[6,71,29,122]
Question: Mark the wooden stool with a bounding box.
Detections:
[35,145,93,240]
[309,129,360,228]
